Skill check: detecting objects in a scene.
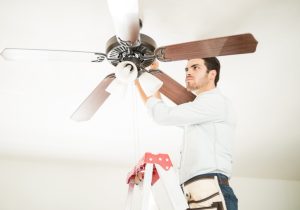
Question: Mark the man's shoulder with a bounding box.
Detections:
[195,88,226,101]
[192,89,233,112]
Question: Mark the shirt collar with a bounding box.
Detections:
[195,87,219,98]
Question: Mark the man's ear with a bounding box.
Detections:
[208,69,217,81]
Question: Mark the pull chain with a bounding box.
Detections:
[130,83,140,164]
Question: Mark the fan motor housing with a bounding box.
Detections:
[106,34,156,69]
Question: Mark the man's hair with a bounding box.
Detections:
[203,57,220,86]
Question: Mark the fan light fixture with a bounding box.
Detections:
[106,61,138,96]
[106,60,163,97]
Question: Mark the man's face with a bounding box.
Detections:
[185,59,209,91]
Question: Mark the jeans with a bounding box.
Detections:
[207,173,238,210]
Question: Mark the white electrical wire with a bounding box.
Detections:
[130,83,141,164]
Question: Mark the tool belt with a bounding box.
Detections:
[181,175,228,210]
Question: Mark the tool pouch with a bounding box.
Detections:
[181,176,227,210]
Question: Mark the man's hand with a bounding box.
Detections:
[149,60,159,70]
[134,172,144,185]
[135,79,149,104]
[135,79,162,103]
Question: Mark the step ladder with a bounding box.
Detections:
[126,152,189,210]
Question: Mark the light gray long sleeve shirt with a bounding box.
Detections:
[146,88,236,184]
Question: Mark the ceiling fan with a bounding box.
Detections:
[0,0,258,121]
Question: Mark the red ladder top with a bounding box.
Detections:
[126,153,173,185]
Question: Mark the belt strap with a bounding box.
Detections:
[183,174,229,186]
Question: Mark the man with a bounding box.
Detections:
[135,58,238,210]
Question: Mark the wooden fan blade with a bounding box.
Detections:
[155,33,258,62]
[71,73,116,121]
[1,48,106,62]
[107,0,140,46]
[149,70,196,104]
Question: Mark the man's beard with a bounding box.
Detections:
[186,82,198,92]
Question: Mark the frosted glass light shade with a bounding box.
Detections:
[115,61,138,83]
[139,72,163,96]
[106,61,138,97]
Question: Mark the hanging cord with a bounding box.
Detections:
[130,82,141,164]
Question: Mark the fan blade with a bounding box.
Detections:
[0,48,106,62]
[149,70,196,104]
[71,73,116,121]
[155,33,258,62]
[107,0,140,46]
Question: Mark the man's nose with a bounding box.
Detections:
[186,69,192,76]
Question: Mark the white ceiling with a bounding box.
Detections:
[0,0,299,181]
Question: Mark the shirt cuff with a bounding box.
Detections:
[146,97,162,110]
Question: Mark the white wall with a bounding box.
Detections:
[0,157,299,210]
[0,157,128,210]
[231,177,300,210]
